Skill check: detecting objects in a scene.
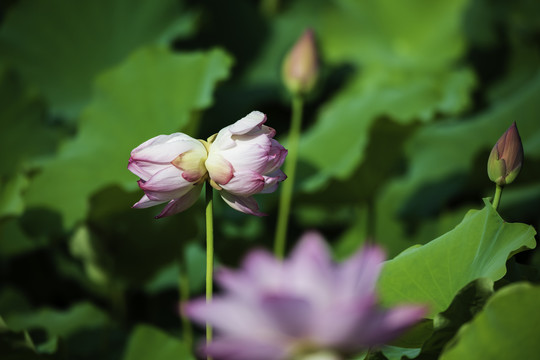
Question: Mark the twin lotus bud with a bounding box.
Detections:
[282,29,319,95]
[487,122,523,186]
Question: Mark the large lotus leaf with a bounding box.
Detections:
[375,71,540,255]
[0,0,196,118]
[377,201,536,318]
[440,282,540,360]
[24,46,232,228]
[123,325,194,360]
[247,0,476,189]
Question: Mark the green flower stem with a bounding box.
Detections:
[178,270,192,349]
[492,184,503,211]
[205,183,214,360]
[274,95,304,259]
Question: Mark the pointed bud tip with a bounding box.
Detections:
[282,28,319,95]
[487,122,523,186]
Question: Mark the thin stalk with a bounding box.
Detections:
[274,95,304,259]
[205,183,214,360]
[178,270,192,349]
[492,184,503,211]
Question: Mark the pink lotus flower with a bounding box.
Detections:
[128,111,287,218]
[184,233,427,360]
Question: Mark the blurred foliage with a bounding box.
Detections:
[439,283,540,359]
[0,0,539,359]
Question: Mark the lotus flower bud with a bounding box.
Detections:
[282,29,319,95]
[487,122,523,186]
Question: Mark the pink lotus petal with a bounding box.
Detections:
[132,138,202,163]
[221,170,265,196]
[261,293,313,337]
[202,337,288,360]
[132,194,167,209]
[138,165,190,192]
[362,305,428,345]
[312,295,377,348]
[184,297,275,339]
[220,192,266,216]
[286,232,336,305]
[128,159,168,182]
[337,245,386,301]
[155,184,203,218]
[260,170,287,194]
[263,140,288,174]
[131,133,194,153]
[228,111,266,135]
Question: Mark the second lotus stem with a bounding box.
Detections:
[274,95,304,259]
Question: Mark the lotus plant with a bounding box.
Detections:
[129,111,287,355]
[185,232,427,360]
[128,111,287,218]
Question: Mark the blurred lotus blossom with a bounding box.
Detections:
[184,232,427,360]
[128,111,287,218]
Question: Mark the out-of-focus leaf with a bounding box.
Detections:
[332,205,368,261]
[0,218,48,257]
[381,346,421,360]
[246,0,476,188]
[25,47,232,228]
[0,288,31,315]
[375,71,540,255]
[0,67,61,177]
[5,302,110,338]
[0,316,40,359]
[0,174,28,218]
[440,282,540,360]
[0,0,197,118]
[123,324,194,360]
[0,66,62,219]
[186,243,207,294]
[377,201,536,318]
[69,226,109,286]
[145,242,206,294]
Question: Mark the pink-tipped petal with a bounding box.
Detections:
[260,170,287,194]
[132,194,168,209]
[138,165,190,192]
[220,192,266,216]
[263,140,288,174]
[128,159,168,182]
[228,111,267,135]
[155,184,203,218]
[221,170,265,196]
